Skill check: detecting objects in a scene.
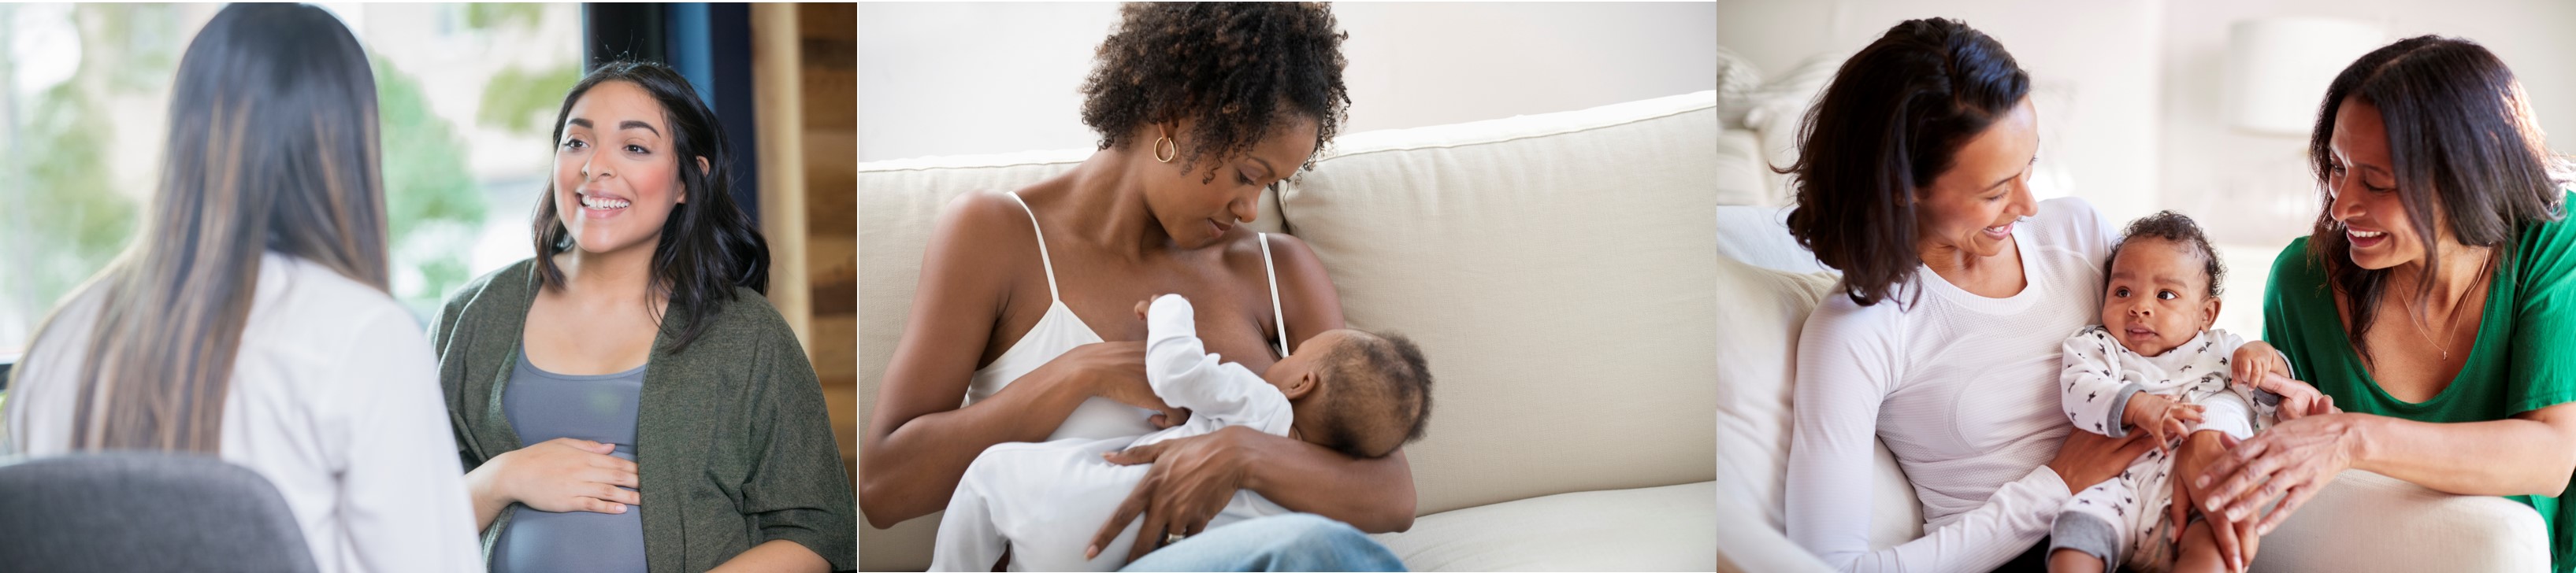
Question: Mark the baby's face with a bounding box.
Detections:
[2101,238,2219,357]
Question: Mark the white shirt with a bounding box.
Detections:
[930,294,1293,571]
[1785,198,2118,572]
[3,253,482,573]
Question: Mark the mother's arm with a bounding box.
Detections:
[2196,403,2576,534]
[859,193,1162,527]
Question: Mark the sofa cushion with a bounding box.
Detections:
[1715,207,1924,548]
[2252,470,2550,572]
[1717,128,1772,207]
[1372,481,1715,571]
[1280,91,1720,516]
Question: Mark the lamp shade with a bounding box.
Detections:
[2225,17,2385,136]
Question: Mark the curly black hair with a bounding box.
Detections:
[1316,331,1432,460]
[1079,2,1350,181]
[2109,210,2225,298]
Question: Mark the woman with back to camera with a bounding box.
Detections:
[430,61,855,571]
[2,4,481,571]
[863,2,1412,570]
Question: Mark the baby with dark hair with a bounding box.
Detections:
[930,294,1431,571]
[2048,212,2336,573]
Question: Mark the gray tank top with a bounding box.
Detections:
[489,346,647,573]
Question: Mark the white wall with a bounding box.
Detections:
[1717,0,2168,224]
[859,2,1717,162]
[2158,0,2576,247]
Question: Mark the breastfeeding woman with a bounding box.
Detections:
[430,62,855,571]
[864,3,1411,570]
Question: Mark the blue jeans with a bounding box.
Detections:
[1119,513,1407,571]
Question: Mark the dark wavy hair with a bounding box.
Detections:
[532,61,769,354]
[2303,35,2563,364]
[2110,211,2225,298]
[1079,2,1350,182]
[1781,17,2030,307]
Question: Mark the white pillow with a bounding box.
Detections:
[1715,209,1925,548]
[1717,45,1763,129]
[1717,128,1771,207]
[1740,54,1843,209]
[1715,247,1834,531]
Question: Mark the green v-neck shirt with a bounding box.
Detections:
[2264,192,2576,571]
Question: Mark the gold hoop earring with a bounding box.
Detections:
[1154,136,1177,163]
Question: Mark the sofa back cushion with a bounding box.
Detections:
[1715,205,1925,549]
[1282,91,1720,516]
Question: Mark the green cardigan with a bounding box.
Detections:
[429,260,855,571]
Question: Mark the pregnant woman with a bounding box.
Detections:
[431,62,854,571]
[862,2,1409,571]
[2188,36,2576,571]
[1781,18,2158,572]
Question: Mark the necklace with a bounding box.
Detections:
[2400,294,2455,361]
[2399,253,2495,362]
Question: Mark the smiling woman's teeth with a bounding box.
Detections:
[2350,229,2385,238]
[581,195,629,209]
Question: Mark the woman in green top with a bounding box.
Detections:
[2185,36,2576,571]
[429,62,856,571]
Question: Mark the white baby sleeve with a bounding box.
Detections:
[1144,294,1293,431]
[2062,327,2144,438]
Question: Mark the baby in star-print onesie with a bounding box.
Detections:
[2047,212,2337,573]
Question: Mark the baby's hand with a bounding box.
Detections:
[2123,393,2205,453]
[2229,342,2287,394]
[1135,298,1153,320]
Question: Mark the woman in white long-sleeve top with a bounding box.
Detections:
[1779,17,2160,573]
[0,4,481,572]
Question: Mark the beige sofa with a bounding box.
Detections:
[858,92,1724,571]
[1715,49,2551,572]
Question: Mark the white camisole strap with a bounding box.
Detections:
[1260,232,1289,358]
[1004,192,1062,302]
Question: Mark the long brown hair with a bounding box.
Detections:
[2304,36,2563,364]
[21,3,384,453]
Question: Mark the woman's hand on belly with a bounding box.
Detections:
[470,438,641,521]
[1084,425,1257,563]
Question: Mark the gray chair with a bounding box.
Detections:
[0,453,318,572]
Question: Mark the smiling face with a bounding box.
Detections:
[551,80,690,257]
[2102,237,2221,357]
[2326,97,2447,271]
[1914,98,2042,258]
[1141,116,1320,249]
